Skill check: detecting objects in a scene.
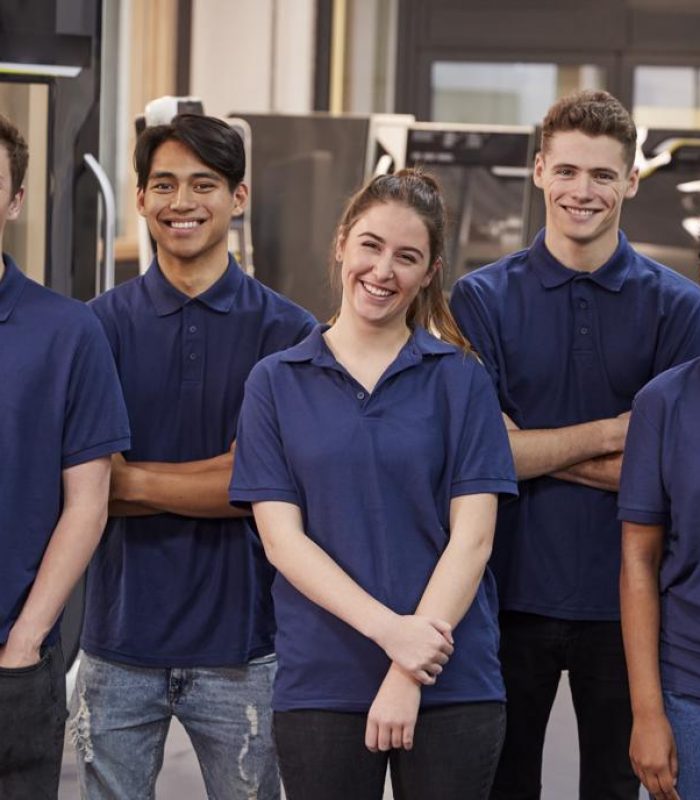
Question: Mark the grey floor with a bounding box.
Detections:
[60,672,640,799]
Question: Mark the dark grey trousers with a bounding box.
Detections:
[0,644,67,800]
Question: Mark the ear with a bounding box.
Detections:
[136,187,146,217]
[533,152,545,189]
[624,166,640,200]
[421,256,442,288]
[6,187,25,221]
[231,182,249,217]
[335,231,346,263]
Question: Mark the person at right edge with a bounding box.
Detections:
[450,90,700,799]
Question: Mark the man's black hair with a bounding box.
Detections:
[134,114,245,191]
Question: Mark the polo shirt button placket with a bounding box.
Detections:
[572,283,593,352]
[183,306,204,382]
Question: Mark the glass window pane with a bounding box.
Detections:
[431,62,605,125]
[634,66,700,128]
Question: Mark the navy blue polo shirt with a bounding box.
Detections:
[229,325,517,711]
[0,255,130,647]
[81,255,315,667]
[450,230,700,620]
[619,358,700,698]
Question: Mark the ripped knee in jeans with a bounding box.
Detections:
[69,688,94,764]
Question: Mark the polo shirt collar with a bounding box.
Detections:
[0,254,28,323]
[280,323,455,367]
[144,254,244,317]
[530,228,632,292]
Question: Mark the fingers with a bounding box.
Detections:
[364,718,378,752]
[376,720,392,752]
[414,669,436,686]
[639,766,681,800]
[365,720,415,753]
[430,618,455,646]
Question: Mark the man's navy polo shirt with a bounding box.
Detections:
[0,255,130,646]
[81,256,315,667]
[450,230,700,620]
[229,325,517,711]
[619,357,700,699]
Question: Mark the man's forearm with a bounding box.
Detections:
[130,451,233,475]
[549,452,623,492]
[508,415,628,480]
[115,465,248,518]
[108,499,160,517]
[620,523,665,719]
[1,459,110,666]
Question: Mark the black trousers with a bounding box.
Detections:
[274,701,506,800]
[0,644,67,800]
[490,611,639,800]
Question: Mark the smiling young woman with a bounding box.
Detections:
[230,169,518,800]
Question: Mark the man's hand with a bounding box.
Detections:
[630,711,680,800]
[0,629,42,668]
[365,664,421,752]
[374,615,453,685]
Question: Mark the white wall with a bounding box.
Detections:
[190,0,316,118]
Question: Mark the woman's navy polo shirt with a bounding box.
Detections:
[80,256,315,668]
[450,230,700,621]
[229,325,517,712]
[0,256,130,646]
[619,357,700,699]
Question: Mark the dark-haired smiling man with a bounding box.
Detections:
[451,91,700,799]
[70,114,315,799]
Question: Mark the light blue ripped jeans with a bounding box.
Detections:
[662,690,700,800]
[69,651,279,800]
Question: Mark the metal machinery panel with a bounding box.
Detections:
[404,123,535,287]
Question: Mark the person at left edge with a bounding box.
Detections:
[0,113,130,800]
[69,114,316,800]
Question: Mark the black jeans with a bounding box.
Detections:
[274,702,505,800]
[490,612,639,800]
[0,644,67,800]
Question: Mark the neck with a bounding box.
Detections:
[326,309,411,356]
[0,249,6,283]
[157,247,229,297]
[544,229,619,273]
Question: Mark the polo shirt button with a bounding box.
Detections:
[357,391,365,400]
[189,325,197,333]
[580,327,589,335]
[578,300,587,309]
[189,352,197,360]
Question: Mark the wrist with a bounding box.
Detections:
[365,608,400,649]
[387,662,421,686]
[6,621,46,654]
[632,696,666,721]
[597,418,622,454]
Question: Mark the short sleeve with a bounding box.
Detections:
[618,389,668,525]
[63,316,131,468]
[449,278,501,392]
[451,361,517,500]
[229,361,300,507]
[653,283,700,374]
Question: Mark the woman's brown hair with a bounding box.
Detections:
[331,168,472,352]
